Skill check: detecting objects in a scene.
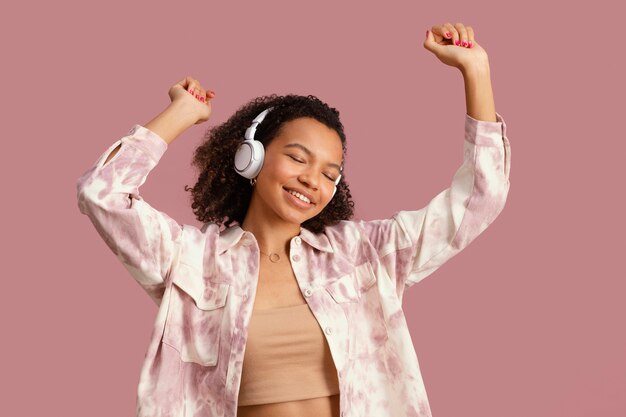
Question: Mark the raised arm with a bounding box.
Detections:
[357,25,510,302]
[357,110,510,301]
[76,77,215,305]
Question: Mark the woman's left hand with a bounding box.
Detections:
[423,23,489,71]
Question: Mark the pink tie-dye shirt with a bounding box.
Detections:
[76,112,510,417]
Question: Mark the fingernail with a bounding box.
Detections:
[445,32,451,38]
[462,41,467,47]
[468,41,472,47]
[455,39,460,46]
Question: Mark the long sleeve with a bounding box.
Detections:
[76,124,183,306]
[357,112,511,302]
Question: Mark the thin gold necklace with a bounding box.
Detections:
[258,249,282,263]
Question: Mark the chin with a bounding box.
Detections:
[278,207,316,226]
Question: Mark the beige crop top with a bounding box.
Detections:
[237,303,340,406]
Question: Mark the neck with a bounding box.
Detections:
[241,194,302,255]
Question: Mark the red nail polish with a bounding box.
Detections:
[455,40,460,46]
[445,32,451,37]
[462,41,467,47]
[468,41,472,47]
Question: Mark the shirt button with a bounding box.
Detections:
[325,326,333,335]
[304,288,312,297]
[294,236,302,245]
[292,254,300,262]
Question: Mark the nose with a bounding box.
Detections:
[298,169,319,190]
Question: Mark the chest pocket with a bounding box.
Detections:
[162,261,230,366]
[325,261,389,359]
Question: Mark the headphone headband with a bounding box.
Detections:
[244,107,274,141]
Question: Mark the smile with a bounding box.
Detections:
[283,187,315,208]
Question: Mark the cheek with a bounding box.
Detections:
[263,159,295,182]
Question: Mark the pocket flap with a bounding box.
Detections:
[354,262,376,292]
[325,262,377,303]
[171,263,229,310]
[326,273,360,303]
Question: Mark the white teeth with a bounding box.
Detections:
[287,189,311,204]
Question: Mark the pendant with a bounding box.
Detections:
[269,253,280,263]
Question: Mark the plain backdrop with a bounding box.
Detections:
[2,1,624,416]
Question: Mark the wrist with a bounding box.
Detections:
[143,102,197,144]
[460,58,491,79]
[165,101,198,128]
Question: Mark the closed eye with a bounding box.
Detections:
[289,155,304,163]
[289,155,336,181]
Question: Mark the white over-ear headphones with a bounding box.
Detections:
[234,107,273,179]
[234,107,342,199]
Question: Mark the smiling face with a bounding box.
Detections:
[249,116,344,227]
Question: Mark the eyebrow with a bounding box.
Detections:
[283,143,343,172]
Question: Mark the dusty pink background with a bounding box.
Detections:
[3,1,624,416]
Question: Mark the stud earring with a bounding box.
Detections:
[250,177,257,186]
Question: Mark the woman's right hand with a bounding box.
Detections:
[168,76,216,125]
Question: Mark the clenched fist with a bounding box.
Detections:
[168,75,216,125]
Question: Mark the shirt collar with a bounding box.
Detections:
[299,226,334,253]
[215,224,334,254]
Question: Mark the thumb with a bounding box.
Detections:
[423,30,440,54]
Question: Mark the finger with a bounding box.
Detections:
[204,90,215,105]
[423,29,442,54]
[429,25,446,43]
[442,22,456,43]
[195,87,206,102]
[454,23,468,47]
[466,26,475,48]
[187,77,201,95]
[178,75,193,87]
[184,76,197,92]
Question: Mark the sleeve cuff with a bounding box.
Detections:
[121,124,169,163]
[464,111,507,147]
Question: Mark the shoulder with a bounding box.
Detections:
[321,219,378,261]
[174,223,219,267]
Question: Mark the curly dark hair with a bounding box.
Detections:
[183,94,355,234]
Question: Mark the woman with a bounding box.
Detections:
[77,23,511,417]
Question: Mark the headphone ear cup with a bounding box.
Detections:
[234,140,265,179]
[330,174,342,199]
[236,107,273,180]
[247,140,265,178]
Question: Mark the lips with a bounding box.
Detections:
[283,187,316,205]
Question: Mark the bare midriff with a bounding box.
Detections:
[237,393,340,417]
